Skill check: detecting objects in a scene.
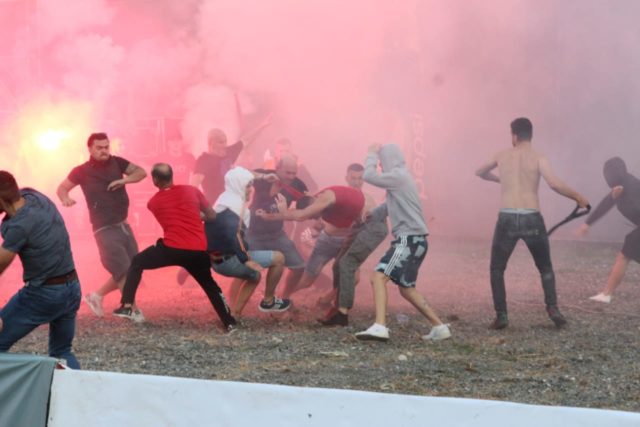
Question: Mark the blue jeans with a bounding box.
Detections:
[212,250,275,282]
[0,280,81,369]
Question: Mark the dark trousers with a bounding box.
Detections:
[490,212,557,314]
[333,219,388,309]
[121,239,235,327]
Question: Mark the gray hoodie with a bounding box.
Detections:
[363,144,428,237]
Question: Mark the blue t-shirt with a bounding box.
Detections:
[1,189,76,287]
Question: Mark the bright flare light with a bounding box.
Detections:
[1,97,95,195]
[35,129,70,151]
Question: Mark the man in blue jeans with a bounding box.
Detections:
[0,171,81,368]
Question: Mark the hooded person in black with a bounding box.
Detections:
[578,157,640,303]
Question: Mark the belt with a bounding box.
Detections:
[43,270,78,285]
[211,254,234,265]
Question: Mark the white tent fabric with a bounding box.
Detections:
[48,369,640,427]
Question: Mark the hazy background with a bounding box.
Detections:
[0,0,638,241]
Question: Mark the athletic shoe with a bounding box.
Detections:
[546,305,567,328]
[422,324,452,341]
[131,308,146,323]
[259,297,292,312]
[176,268,189,286]
[113,305,134,320]
[355,323,390,342]
[83,292,104,317]
[318,309,348,327]
[490,312,509,330]
[589,293,612,304]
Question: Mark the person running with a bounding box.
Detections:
[577,157,640,303]
[113,164,235,332]
[206,167,291,317]
[476,117,589,329]
[57,132,146,321]
[0,171,82,368]
[355,144,450,342]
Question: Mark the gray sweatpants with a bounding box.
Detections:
[333,218,388,309]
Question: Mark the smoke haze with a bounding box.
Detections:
[0,0,638,239]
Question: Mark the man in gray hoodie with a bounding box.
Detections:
[354,144,451,342]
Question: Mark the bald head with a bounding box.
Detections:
[207,128,228,156]
[151,163,173,188]
[276,154,298,185]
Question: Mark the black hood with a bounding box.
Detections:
[603,157,627,188]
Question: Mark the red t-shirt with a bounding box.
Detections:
[320,186,365,228]
[147,185,210,251]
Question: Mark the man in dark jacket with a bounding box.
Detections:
[578,157,640,303]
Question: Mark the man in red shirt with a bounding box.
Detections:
[114,163,235,332]
[256,185,365,298]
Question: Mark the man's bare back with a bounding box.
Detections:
[477,142,588,210]
[496,144,543,209]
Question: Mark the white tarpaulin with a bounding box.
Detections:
[48,369,640,427]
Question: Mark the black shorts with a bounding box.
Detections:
[94,223,139,281]
[622,227,640,263]
[375,235,428,288]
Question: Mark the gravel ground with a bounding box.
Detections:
[3,236,640,412]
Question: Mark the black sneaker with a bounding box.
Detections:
[113,305,134,320]
[490,312,509,330]
[259,297,292,313]
[318,309,348,327]
[546,306,567,328]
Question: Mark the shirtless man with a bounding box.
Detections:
[476,117,589,329]
[256,185,366,299]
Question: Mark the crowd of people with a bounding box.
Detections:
[0,117,637,368]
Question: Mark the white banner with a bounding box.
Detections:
[48,369,640,427]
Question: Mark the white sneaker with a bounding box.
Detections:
[131,308,146,323]
[355,323,390,342]
[589,293,612,304]
[83,293,104,317]
[422,324,451,341]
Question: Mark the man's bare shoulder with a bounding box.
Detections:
[494,148,512,162]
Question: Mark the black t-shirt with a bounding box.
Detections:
[194,141,243,204]
[68,156,130,230]
[248,168,308,236]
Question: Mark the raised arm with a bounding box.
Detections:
[239,115,272,149]
[362,145,403,189]
[539,156,589,208]
[57,178,78,207]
